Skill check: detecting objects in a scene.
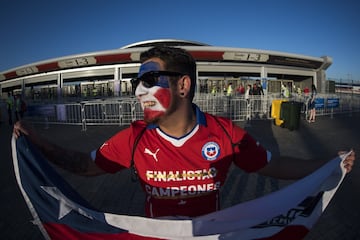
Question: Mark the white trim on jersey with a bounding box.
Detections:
[156,125,200,147]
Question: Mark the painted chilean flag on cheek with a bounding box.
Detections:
[12,135,350,240]
[143,87,171,122]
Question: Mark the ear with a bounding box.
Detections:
[178,75,191,97]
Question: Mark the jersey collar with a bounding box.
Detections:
[147,104,206,129]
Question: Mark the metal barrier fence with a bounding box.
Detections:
[2,93,359,131]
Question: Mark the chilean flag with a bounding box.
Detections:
[12,135,349,239]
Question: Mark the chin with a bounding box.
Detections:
[143,109,165,123]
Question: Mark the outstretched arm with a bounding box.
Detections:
[13,120,106,176]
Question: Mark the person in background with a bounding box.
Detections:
[303,86,310,97]
[255,80,264,95]
[297,86,302,96]
[13,46,355,219]
[14,94,26,121]
[226,82,233,96]
[236,83,245,95]
[308,84,317,123]
[6,92,14,125]
[211,85,217,96]
[281,83,290,98]
[245,84,252,106]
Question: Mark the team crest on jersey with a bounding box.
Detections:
[202,142,220,161]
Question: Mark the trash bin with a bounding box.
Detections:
[271,99,288,126]
[280,101,302,130]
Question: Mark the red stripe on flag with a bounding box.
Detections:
[43,223,165,240]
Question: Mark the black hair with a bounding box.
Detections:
[311,84,317,91]
[140,46,197,101]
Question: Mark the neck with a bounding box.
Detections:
[158,102,196,138]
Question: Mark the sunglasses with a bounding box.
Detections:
[131,71,185,88]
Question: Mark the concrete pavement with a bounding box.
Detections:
[1,112,359,239]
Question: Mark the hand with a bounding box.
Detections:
[13,120,38,141]
[339,150,355,173]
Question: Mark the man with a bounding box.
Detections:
[226,83,233,96]
[14,94,26,121]
[13,46,355,218]
[255,80,264,95]
[308,84,317,123]
[7,92,14,125]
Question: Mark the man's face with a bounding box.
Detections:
[135,60,173,123]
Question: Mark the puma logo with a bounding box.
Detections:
[144,148,160,162]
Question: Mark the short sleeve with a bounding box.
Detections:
[209,116,268,173]
[94,121,146,173]
[231,124,268,173]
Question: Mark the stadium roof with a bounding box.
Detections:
[0,39,332,82]
[120,39,210,49]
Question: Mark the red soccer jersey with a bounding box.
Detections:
[95,105,268,218]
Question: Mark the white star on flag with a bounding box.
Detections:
[41,186,93,220]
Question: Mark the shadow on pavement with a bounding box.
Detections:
[1,113,359,240]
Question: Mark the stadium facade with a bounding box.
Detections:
[0,39,332,100]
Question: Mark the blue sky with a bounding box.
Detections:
[1,0,359,81]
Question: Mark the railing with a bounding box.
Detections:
[2,93,359,131]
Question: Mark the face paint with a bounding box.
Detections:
[136,83,171,123]
[136,61,171,88]
[138,61,161,78]
[144,87,171,123]
[135,61,172,123]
